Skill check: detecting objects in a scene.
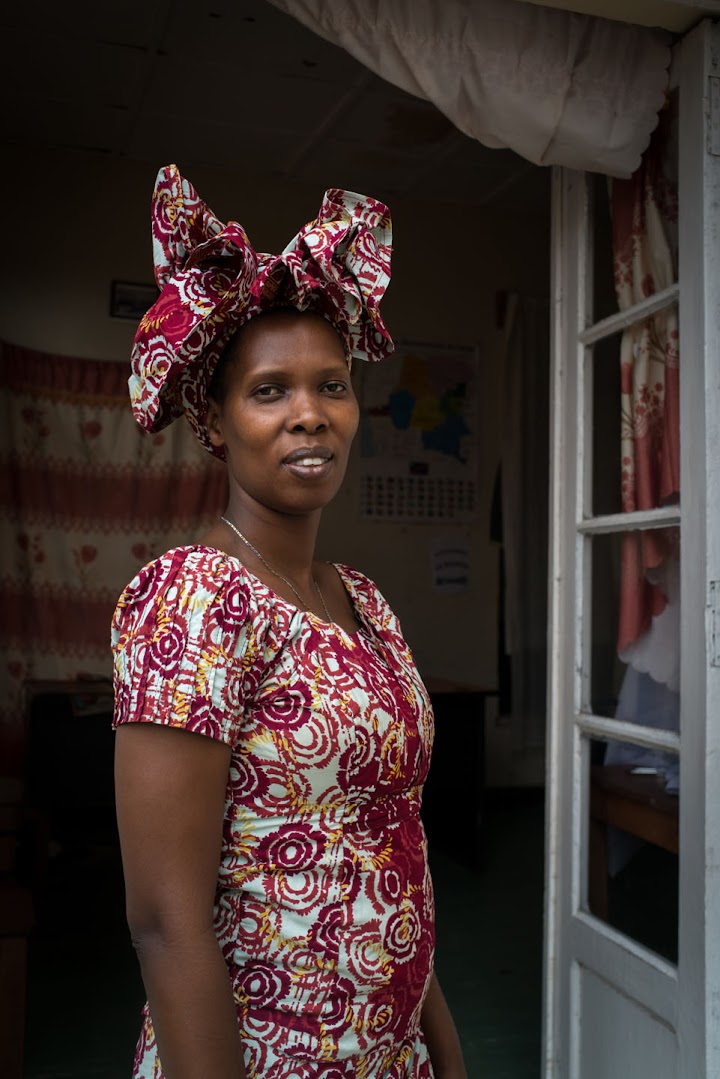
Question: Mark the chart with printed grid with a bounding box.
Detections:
[360,475,477,521]
[359,343,479,522]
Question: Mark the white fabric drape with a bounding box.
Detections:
[267,0,670,177]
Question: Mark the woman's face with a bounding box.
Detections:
[207,310,360,518]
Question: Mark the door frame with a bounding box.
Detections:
[542,18,720,1077]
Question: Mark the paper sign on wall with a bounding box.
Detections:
[432,536,471,594]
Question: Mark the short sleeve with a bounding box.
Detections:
[111,547,258,747]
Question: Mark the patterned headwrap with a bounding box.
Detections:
[129,164,394,457]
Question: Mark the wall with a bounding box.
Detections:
[1,146,551,780]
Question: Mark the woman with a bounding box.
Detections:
[112,165,466,1079]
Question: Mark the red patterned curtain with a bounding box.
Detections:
[610,109,679,655]
[0,342,226,773]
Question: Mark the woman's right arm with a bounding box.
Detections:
[115,722,245,1079]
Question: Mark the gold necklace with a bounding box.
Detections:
[220,515,333,623]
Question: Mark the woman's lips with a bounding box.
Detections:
[282,446,334,481]
[282,456,334,480]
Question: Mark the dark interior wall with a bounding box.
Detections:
[1,144,551,761]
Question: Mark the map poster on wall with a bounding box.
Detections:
[358,342,479,522]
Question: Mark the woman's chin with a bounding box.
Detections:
[257,491,339,519]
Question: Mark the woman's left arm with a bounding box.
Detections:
[420,971,467,1079]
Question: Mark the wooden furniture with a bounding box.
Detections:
[589,764,679,920]
[24,680,115,844]
[422,685,491,869]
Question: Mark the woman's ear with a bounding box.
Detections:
[206,398,225,449]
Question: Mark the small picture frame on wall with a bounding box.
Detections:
[109,280,159,321]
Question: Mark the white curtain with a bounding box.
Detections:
[267,0,670,177]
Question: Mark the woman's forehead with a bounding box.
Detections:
[231,310,349,367]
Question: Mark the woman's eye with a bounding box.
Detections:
[324,381,347,394]
[254,385,283,398]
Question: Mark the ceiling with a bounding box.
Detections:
[527,0,720,32]
[1,0,716,212]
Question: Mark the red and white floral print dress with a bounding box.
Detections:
[112,546,436,1079]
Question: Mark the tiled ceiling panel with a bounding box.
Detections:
[0,0,549,213]
[1,0,167,47]
[141,57,352,134]
[292,136,440,201]
[162,0,369,82]
[3,99,130,155]
[124,111,310,172]
[2,33,147,108]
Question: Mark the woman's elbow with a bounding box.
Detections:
[125,900,213,960]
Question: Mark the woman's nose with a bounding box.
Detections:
[288,391,329,432]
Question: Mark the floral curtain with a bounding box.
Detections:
[610,107,679,658]
[0,341,226,774]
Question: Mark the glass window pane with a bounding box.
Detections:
[592,172,618,323]
[587,735,678,962]
[589,91,680,519]
[590,323,681,520]
[591,89,678,326]
[592,336,623,518]
[589,529,680,723]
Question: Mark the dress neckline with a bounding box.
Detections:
[188,544,368,643]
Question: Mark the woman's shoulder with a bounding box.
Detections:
[111,546,267,744]
[128,543,236,589]
[112,545,254,640]
[116,544,235,604]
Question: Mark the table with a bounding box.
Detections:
[589,764,679,920]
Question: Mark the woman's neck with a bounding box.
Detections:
[221,494,322,589]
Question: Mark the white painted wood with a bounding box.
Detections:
[710,581,720,667]
[577,506,681,533]
[576,712,680,753]
[568,959,582,1079]
[572,719,587,919]
[710,76,720,156]
[545,151,684,1071]
[543,166,586,1078]
[676,20,720,1078]
[576,965,678,1079]
[577,533,592,714]
[578,282,679,346]
[544,20,720,1079]
[570,915,678,1023]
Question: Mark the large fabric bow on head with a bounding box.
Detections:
[129,164,394,456]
